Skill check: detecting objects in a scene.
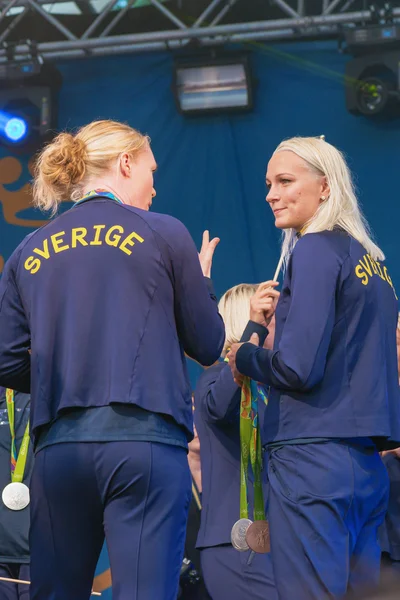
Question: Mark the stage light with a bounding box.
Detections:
[345,51,400,117]
[356,77,391,115]
[173,55,253,115]
[0,61,62,152]
[5,118,27,142]
[0,112,29,144]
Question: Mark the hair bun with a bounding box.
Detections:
[52,133,87,185]
[319,135,326,141]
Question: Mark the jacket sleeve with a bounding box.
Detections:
[195,363,240,423]
[166,220,225,366]
[195,322,268,423]
[236,234,347,391]
[0,251,31,392]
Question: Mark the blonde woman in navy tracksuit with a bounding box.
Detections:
[228,137,400,600]
[0,120,225,600]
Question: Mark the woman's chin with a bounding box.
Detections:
[274,216,299,230]
[274,216,290,229]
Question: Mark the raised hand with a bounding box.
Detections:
[250,281,280,327]
[199,230,220,278]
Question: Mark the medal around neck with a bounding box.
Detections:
[2,482,30,511]
[231,518,252,551]
[233,378,269,553]
[245,519,271,553]
[4,390,31,511]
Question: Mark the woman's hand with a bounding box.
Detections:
[250,281,280,327]
[227,333,259,385]
[199,230,220,278]
[381,448,400,459]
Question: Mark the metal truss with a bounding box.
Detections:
[0,0,399,62]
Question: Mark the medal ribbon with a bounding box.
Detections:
[240,378,267,521]
[5,389,30,484]
[73,189,124,207]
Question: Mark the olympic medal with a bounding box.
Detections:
[2,482,30,511]
[231,518,252,552]
[245,519,270,553]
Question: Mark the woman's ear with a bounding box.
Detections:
[320,176,330,202]
[119,153,131,178]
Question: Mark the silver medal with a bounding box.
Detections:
[2,482,30,511]
[231,518,253,552]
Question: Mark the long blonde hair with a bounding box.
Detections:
[218,283,258,357]
[273,137,384,267]
[33,120,149,215]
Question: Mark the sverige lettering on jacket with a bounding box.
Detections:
[24,225,144,274]
[355,253,397,299]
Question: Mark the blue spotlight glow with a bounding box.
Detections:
[0,111,28,143]
[5,118,27,142]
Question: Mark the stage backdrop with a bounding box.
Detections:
[0,41,399,597]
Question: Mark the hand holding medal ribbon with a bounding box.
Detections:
[1,389,30,511]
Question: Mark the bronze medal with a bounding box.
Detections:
[245,520,270,553]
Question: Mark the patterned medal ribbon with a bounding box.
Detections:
[5,389,30,483]
[73,189,124,207]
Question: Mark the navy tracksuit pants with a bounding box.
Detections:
[0,564,30,600]
[200,545,277,600]
[379,452,400,572]
[29,441,191,600]
[267,441,389,600]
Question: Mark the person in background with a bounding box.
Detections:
[178,417,211,600]
[0,120,225,600]
[228,136,400,599]
[194,283,277,600]
[380,314,400,574]
[0,387,33,600]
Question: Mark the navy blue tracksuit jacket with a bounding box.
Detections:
[0,195,225,444]
[237,229,400,447]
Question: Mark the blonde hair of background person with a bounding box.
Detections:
[218,284,259,357]
[274,137,384,267]
[33,120,150,215]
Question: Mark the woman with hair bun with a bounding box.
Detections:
[0,120,225,600]
[228,136,400,599]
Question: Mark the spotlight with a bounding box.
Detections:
[1,114,29,143]
[173,54,253,115]
[356,77,391,115]
[345,51,400,117]
[0,56,61,152]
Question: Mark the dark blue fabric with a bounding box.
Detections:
[239,321,269,347]
[30,441,191,600]
[267,441,389,599]
[379,453,400,561]
[236,230,400,446]
[0,390,32,564]
[267,437,376,449]
[35,404,188,453]
[0,564,30,599]
[200,546,277,600]
[194,362,244,548]
[0,196,224,444]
